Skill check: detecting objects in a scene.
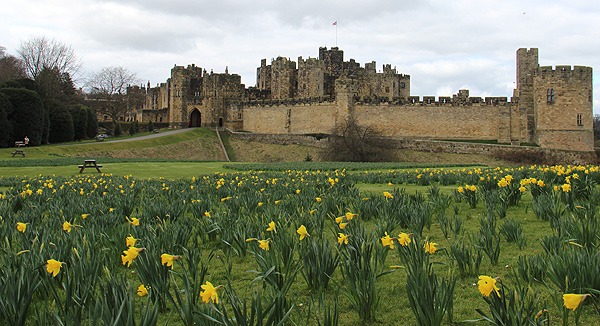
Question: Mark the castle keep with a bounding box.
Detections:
[134,47,594,152]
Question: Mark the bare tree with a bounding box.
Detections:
[323,116,395,162]
[17,36,82,80]
[0,46,27,84]
[85,66,141,123]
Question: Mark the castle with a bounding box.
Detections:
[129,47,594,152]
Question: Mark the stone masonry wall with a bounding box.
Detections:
[226,129,597,165]
[353,103,503,139]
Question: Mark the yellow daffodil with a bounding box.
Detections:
[383,191,394,199]
[519,186,526,192]
[295,189,301,194]
[274,200,280,205]
[126,235,137,247]
[109,208,115,212]
[63,221,76,232]
[345,212,357,220]
[457,186,464,193]
[204,211,211,218]
[397,233,411,246]
[561,184,571,192]
[200,281,221,304]
[424,242,438,254]
[258,239,270,251]
[537,180,545,187]
[266,221,276,232]
[339,222,348,230]
[338,233,350,245]
[478,275,500,297]
[137,284,149,297]
[381,232,395,249]
[316,197,322,202]
[46,259,63,277]
[161,253,179,267]
[81,213,90,219]
[258,202,263,206]
[335,216,344,224]
[17,222,28,232]
[127,217,140,226]
[563,293,589,311]
[121,246,142,267]
[297,225,309,240]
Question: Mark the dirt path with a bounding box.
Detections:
[57,128,194,146]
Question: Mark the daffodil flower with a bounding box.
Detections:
[258,239,270,251]
[121,246,142,267]
[424,242,438,254]
[161,253,180,267]
[477,275,500,297]
[266,221,276,233]
[126,235,137,247]
[127,217,140,226]
[46,259,63,277]
[337,233,350,245]
[563,293,589,310]
[137,284,149,297]
[17,222,28,232]
[297,225,309,240]
[397,233,411,246]
[381,232,395,249]
[200,281,221,304]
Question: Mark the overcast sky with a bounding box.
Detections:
[2,0,598,112]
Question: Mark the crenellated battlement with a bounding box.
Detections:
[137,47,593,152]
[535,65,593,81]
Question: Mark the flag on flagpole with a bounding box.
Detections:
[332,21,337,25]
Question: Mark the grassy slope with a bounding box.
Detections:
[0,128,513,178]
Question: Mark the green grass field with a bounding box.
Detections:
[1,129,599,325]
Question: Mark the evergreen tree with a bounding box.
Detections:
[86,107,98,138]
[48,101,74,143]
[0,93,12,147]
[70,104,88,140]
[113,122,122,137]
[0,87,44,146]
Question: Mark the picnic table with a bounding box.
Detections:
[11,149,25,157]
[15,141,25,147]
[78,159,103,173]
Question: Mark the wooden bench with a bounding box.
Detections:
[12,149,25,157]
[79,159,103,173]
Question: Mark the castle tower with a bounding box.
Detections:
[297,56,325,98]
[270,57,297,100]
[533,65,594,151]
[319,47,344,77]
[515,48,539,143]
[256,58,271,91]
[168,64,203,127]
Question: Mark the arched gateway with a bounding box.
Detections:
[190,109,201,127]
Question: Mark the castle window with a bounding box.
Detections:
[577,114,583,126]
[385,86,390,93]
[547,89,554,104]
[238,112,242,119]
[400,82,405,89]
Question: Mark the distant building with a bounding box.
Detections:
[130,47,593,152]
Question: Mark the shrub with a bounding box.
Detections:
[113,123,122,137]
[70,104,88,140]
[48,102,74,143]
[86,107,98,139]
[0,92,12,147]
[0,87,44,146]
[147,121,154,132]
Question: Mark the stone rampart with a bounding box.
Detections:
[226,130,597,165]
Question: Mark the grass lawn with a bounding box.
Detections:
[0,162,241,179]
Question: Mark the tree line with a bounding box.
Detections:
[0,36,141,147]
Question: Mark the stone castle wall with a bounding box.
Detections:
[533,65,594,151]
[226,129,597,165]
